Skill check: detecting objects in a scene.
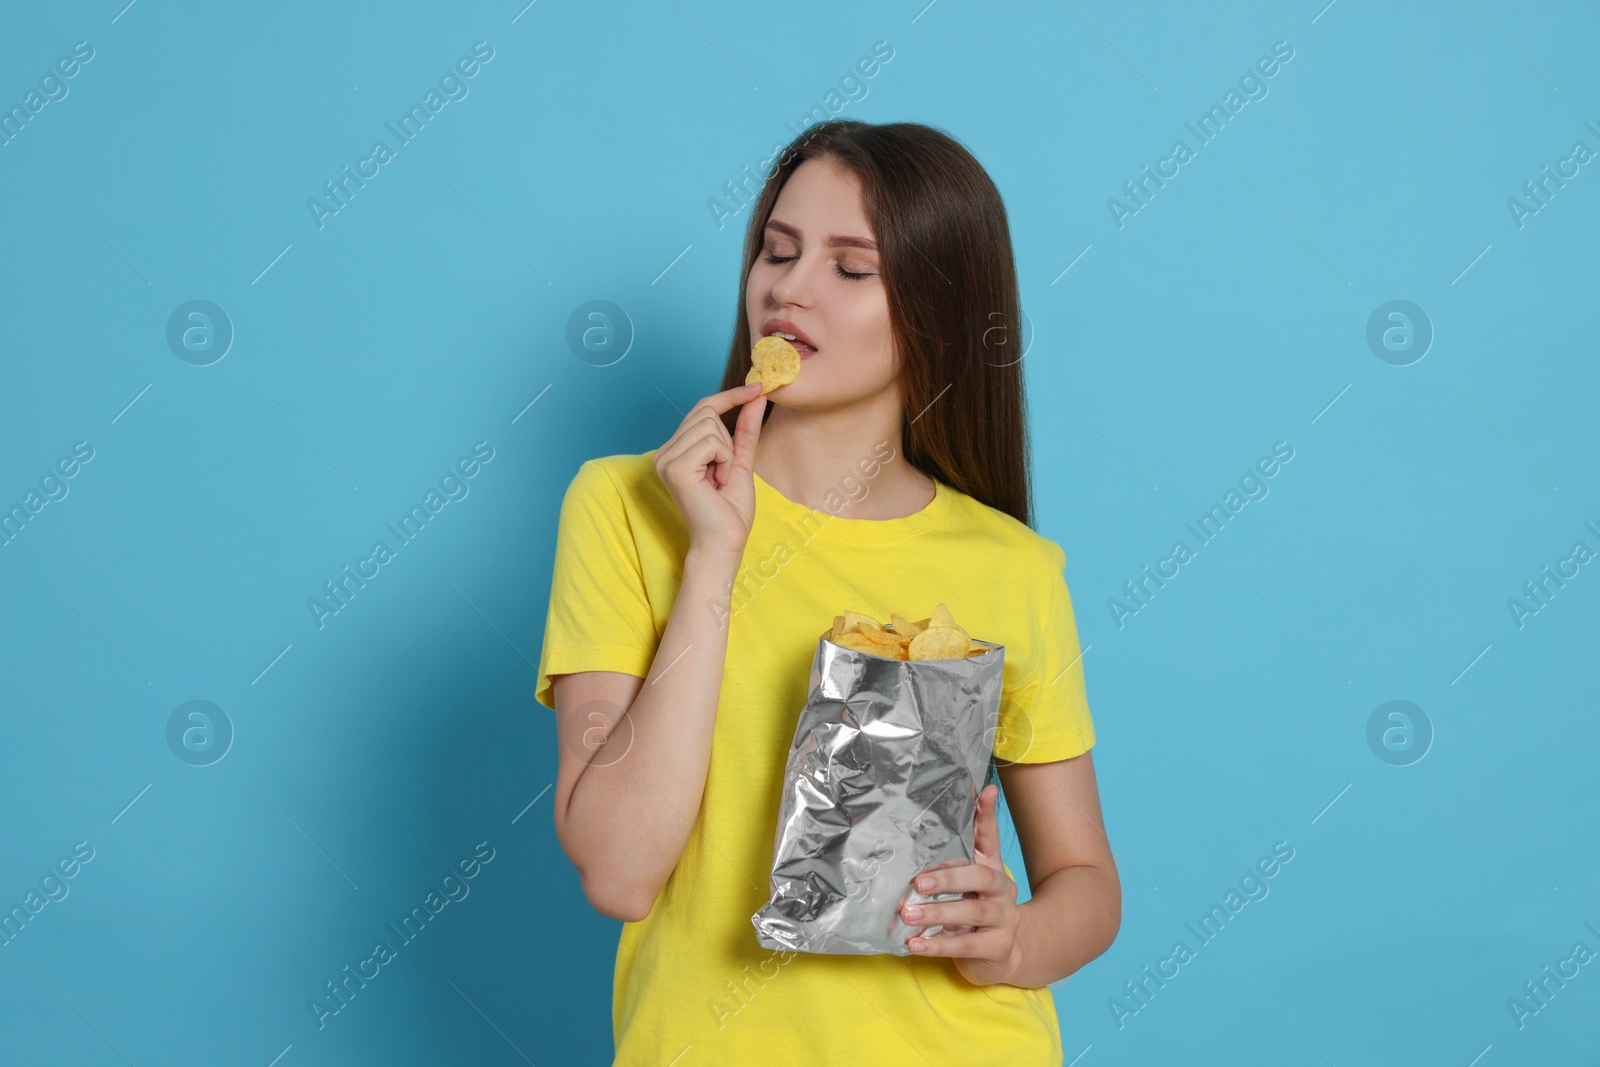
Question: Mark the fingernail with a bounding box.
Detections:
[910,938,925,952]
[903,905,922,920]
[915,876,932,891]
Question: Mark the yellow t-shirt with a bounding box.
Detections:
[535,448,1096,1067]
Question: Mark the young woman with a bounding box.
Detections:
[535,120,1120,1065]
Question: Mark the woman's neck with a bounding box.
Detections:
[752,403,935,521]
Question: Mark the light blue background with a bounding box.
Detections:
[2,1,1597,1064]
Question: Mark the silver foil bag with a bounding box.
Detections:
[751,628,1005,956]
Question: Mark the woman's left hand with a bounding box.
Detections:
[899,784,1022,986]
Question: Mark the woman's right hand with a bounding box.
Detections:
[653,381,768,560]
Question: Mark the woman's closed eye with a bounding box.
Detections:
[762,253,876,281]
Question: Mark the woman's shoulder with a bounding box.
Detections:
[943,486,1068,578]
[567,449,654,482]
[564,450,664,509]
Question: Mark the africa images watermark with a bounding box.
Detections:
[1505,516,1600,631]
[1107,40,1295,229]
[307,441,496,629]
[707,944,801,1032]
[1,841,96,949]
[0,440,95,548]
[1506,918,1600,1031]
[309,840,496,1030]
[0,39,96,149]
[1107,441,1295,629]
[307,41,496,230]
[1506,117,1600,230]
[1108,841,1296,1029]
[710,438,900,630]
[706,40,896,232]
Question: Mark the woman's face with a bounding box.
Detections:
[745,157,899,408]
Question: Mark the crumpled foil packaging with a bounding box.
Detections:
[751,628,1005,956]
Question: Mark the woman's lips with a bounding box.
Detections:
[797,344,816,359]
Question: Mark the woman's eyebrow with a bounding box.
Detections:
[764,218,878,251]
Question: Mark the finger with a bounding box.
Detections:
[688,414,737,488]
[727,388,767,476]
[912,862,1010,897]
[928,924,976,937]
[657,414,733,475]
[908,929,1000,958]
[973,784,1002,870]
[665,410,734,463]
[659,421,733,484]
[900,897,997,930]
[677,382,765,435]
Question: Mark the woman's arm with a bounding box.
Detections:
[998,750,1122,986]
[550,544,743,922]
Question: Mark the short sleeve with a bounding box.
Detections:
[533,459,660,711]
[993,542,1096,763]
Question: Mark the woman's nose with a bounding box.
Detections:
[769,256,818,306]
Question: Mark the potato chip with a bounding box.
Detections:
[745,335,802,394]
[826,602,987,662]
[860,627,904,648]
[834,632,893,657]
[838,610,882,636]
[929,603,969,643]
[889,613,925,638]
[908,626,971,661]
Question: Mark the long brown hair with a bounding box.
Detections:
[717,120,1034,529]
